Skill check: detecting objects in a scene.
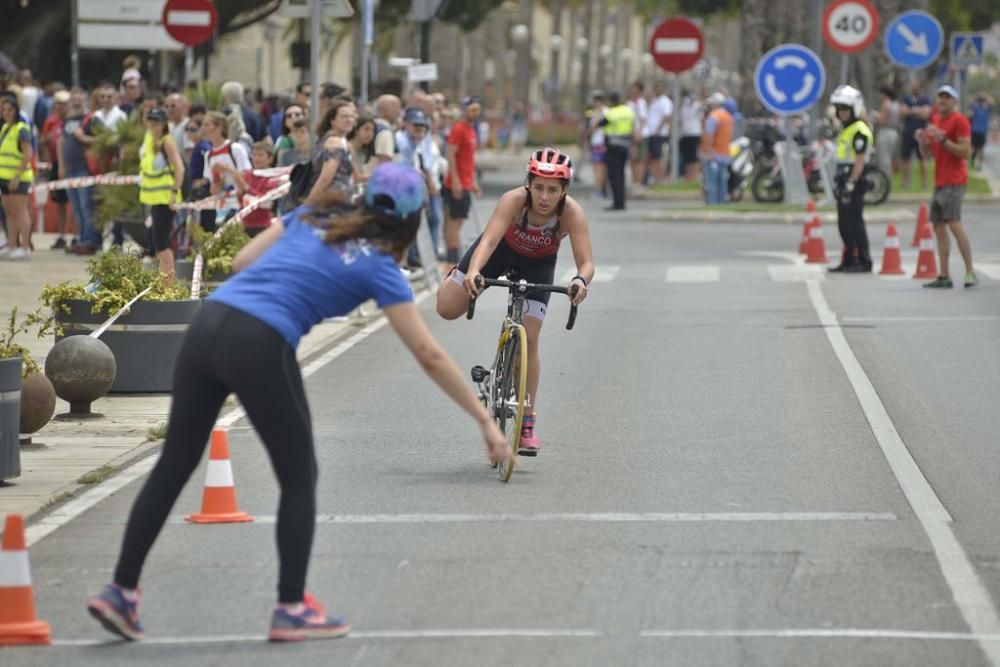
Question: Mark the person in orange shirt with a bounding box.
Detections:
[701,93,733,204]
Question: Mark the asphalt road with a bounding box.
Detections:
[6,184,1000,666]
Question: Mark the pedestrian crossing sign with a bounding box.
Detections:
[950,33,984,68]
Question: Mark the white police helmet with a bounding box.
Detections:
[830,85,865,118]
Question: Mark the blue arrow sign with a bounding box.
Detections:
[754,44,825,115]
[951,33,984,68]
[884,10,944,70]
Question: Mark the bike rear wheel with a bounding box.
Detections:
[494,325,527,482]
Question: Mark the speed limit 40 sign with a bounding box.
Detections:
[822,0,879,54]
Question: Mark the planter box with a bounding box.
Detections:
[55,299,201,394]
[175,259,233,291]
[0,357,22,480]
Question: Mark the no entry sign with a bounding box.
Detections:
[162,0,218,47]
[649,18,704,73]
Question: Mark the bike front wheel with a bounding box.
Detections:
[862,166,891,205]
[494,325,527,482]
[751,161,785,203]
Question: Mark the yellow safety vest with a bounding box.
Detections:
[836,119,873,165]
[139,132,175,205]
[0,121,33,183]
[604,104,635,137]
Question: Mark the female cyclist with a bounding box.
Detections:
[436,148,595,456]
[87,163,511,643]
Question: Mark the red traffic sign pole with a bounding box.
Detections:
[648,18,704,73]
[648,18,704,183]
[162,0,218,48]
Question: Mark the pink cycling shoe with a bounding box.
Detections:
[518,415,541,456]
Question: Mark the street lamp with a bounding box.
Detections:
[510,23,529,44]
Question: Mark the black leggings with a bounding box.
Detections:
[114,301,317,603]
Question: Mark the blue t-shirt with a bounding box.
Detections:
[902,95,931,135]
[209,211,414,347]
[970,102,991,134]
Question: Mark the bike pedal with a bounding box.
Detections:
[470,365,490,383]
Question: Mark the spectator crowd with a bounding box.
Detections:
[0,57,486,281]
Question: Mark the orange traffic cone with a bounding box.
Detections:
[911,202,929,247]
[799,215,818,254]
[0,514,51,646]
[804,217,828,263]
[186,429,254,524]
[879,223,905,275]
[912,222,938,279]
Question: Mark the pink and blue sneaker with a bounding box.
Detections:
[268,593,351,642]
[87,583,144,641]
[518,414,541,456]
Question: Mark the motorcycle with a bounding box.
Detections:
[727,137,754,202]
[750,139,891,206]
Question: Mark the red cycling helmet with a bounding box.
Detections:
[527,147,573,180]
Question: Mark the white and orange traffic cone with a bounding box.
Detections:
[911,202,929,247]
[804,217,828,264]
[0,514,51,646]
[186,429,254,524]
[799,214,818,255]
[912,222,938,279]
[879,223,905,276]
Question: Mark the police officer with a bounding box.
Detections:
[599,91,635,211]
[829,85,874,273]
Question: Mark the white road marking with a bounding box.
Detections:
[975,263,1000,280]
[25,293,430,547]
[666,265,720,283]
[768,264,826,282]
[806,280,1000,666]
[53,628,603,646]
[640,628,1000,642]
[166,511,897,525]
[842,316,1000,324]
[560,265,620,283]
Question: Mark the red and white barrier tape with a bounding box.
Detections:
[188,181,292,290]
[189,253,204,299]
[250,166,293,178]
[32,173,140,193]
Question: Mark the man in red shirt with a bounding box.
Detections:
[916,85,977,288]
[41,90,71,249]
[443,96,482,265]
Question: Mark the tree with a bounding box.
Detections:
[0,0,282,84]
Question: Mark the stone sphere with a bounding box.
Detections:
[19,373,56,434]
[45,335,116,405]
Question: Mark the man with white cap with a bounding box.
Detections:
[916,84,977,288]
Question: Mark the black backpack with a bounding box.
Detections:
[287,159,315,206]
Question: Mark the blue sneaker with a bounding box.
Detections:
[268,593,351,642]
[87,583,144,641]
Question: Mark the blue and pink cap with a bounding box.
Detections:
[364,163,428,218]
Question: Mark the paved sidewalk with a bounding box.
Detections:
[0,233,383,520]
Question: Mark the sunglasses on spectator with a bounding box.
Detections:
[286,111,303,117]
[185,125,200,133]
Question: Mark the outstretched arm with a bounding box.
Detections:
[383,302,510,464]
[232,217,285,272]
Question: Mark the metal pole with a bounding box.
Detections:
[840,53,849,84]
[669,77,681,181]
[310,0,320,138]
[71,0,80,88]
[810,0,822,141]
[184,47,194,87]
[419,21,431,93]
[361,0,375,105]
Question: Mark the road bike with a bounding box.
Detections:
[466,274,579,482]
